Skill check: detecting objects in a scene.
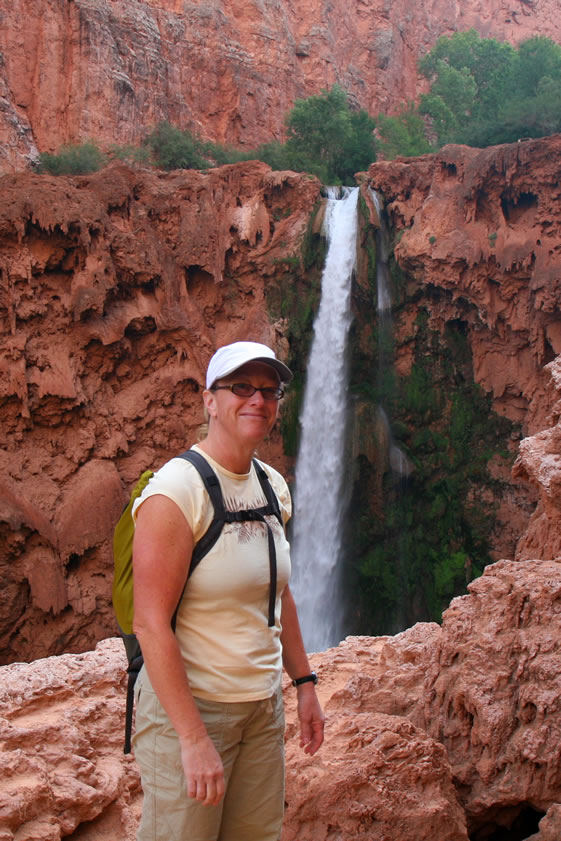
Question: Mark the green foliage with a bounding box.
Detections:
[265,203,327,457]
[515,36,561,98]
[376,102,434,159]
[107,143,151,167]
[143,122,212,171]
[347,284,517,634]
[38,141,105,175]
[284,85,377,183]
[375,31,561,155]
[419,30,561,146]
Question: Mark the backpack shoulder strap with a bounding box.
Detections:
[177,449,226,576]
[252,458,283,528]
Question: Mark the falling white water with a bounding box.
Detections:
[290,186,359,652]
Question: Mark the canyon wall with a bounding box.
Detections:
[347,135,561,630]
[367,137,561,437]
[0,160,320,664]
[2,134,561,662]
[1,0,561,171]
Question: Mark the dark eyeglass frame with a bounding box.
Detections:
[211,382,285,401]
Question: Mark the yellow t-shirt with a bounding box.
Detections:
[132,446,292,702]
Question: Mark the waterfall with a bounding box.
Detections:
[290,186,359,652]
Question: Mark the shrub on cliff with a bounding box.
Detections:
[375,103,434,159]
[38,141,106,175]
[143,122,212,171]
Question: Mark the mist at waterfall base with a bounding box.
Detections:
[290,186,359,653]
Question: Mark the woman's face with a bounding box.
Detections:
[204,361,282,445]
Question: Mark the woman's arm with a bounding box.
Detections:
[280,585,325,755]
[133,494,224,806]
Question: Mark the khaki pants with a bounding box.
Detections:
[133,680,285,841]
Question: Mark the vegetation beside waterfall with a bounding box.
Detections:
[264,202,328,458]
[344,207,518,634]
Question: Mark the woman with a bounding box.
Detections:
[132,340,324,841]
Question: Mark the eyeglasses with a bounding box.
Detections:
[211,382,285,401]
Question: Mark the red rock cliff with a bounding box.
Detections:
[1,0,561,171]
[366,134,561,563]
[0,160,320,663]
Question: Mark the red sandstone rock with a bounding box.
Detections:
[0,161,320,664]
[0,638,140,841]
[282,711,468,841]
[0,0,560,171]
[281,559,561,839]
[513,356,561,562]
[3,558,561,839]
[368,135,561,562]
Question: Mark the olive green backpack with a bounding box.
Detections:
[112,449,282,753]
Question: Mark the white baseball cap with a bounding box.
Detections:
[206,341,293,389]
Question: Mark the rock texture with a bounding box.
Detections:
[0,0,561,170]
[3,558,561,840]
[367,135,561,562]
[514,354,561,562]
[0,160,320,664]
[284,558,561,839]
[0,638,140,841]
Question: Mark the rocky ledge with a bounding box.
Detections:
[2,557,561,840]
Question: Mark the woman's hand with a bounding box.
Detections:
[179,729,225,806]
[296,684,325,755]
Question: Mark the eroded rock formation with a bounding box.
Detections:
[366,135,561,565]
[3,135,561,661]
[2,558,561,840]
[0,161,320,663]
[1,0,560,171]
[368,137,561,435]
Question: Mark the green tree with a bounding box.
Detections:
[376,102,434,159]
[39,141,105,175]
[515,36,561,98]
[143,122,211,171]
[419,30,561,147]
[284,85,377,183]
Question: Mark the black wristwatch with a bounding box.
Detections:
[292,671,318,687]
